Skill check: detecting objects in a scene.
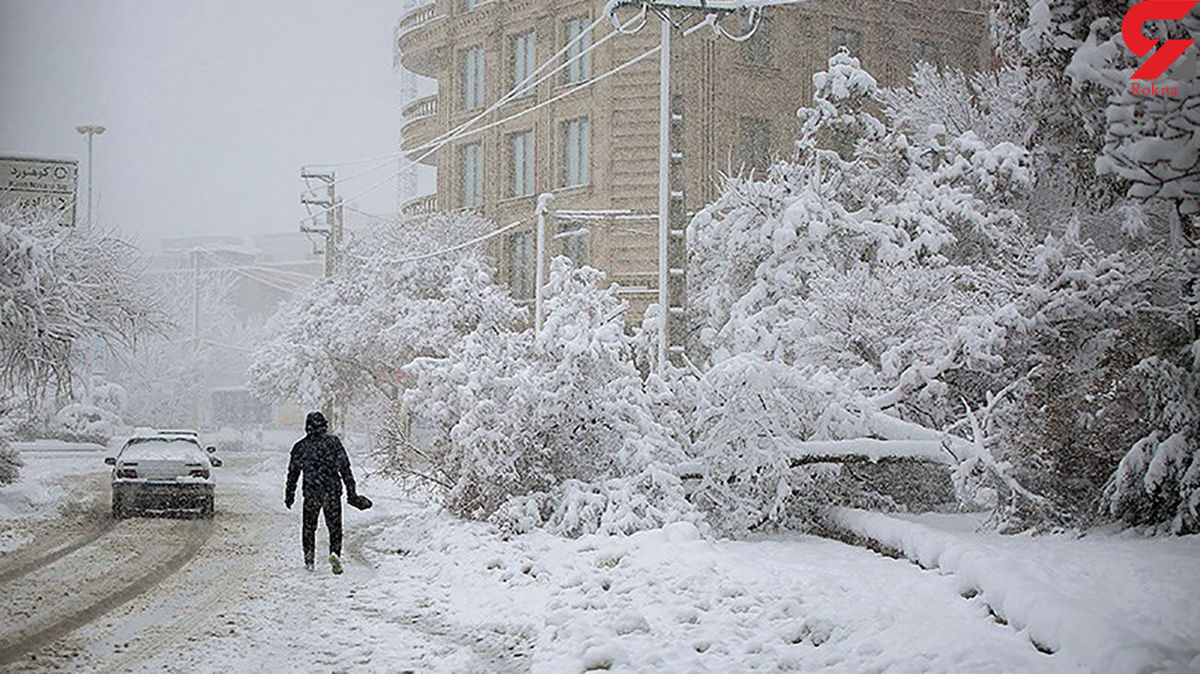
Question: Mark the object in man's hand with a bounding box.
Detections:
[348,494,373,510]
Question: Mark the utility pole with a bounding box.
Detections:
[75,124,106,229]
[656,10,687,373]
[300,170,341,425]
[192,249,200,344]
[613,0,779,372]
[300,171,341,278]
[191,248,201,427]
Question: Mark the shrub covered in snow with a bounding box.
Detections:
[0,394,24,486]
[404,259,699,536]
[1101,354,1200,534]
[50,402,120,445]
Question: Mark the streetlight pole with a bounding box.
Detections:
[75,124,106,229]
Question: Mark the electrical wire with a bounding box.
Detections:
[193,248,311,291]
[342,218,525,265]
[301,37,667,227]
[716,6,762,42]
[298,7,648,219]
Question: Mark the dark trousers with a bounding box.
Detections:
[301,493,343,563]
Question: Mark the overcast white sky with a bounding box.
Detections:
[0,0,409,247]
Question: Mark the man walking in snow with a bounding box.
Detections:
[285,411,357,574]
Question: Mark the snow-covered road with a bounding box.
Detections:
[0,448,1175,672]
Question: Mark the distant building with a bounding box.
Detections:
[395,0,990,318]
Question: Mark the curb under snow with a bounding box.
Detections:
[822,507,1200,674]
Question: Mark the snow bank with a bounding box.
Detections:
[826,508,1200,673]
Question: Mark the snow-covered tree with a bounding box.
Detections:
[0,204,161,482]
[991,0,1199,224]
[0,204,161,398]
[984,0,1199,532]
[404,259,698,536]
[250,211,523,445]
[110,269,243,427]
[685,43,1196,534]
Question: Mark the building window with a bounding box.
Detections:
[464,0,484,11]
[564,17,591,84]
[739,117,771,169]
[459,143,483,208]
[831,26,861,55]
[511,31,536,98]
[460,46,484,111]
[509,131,534,197]
[558,221,589,267]
[562,117,590,187]
[912,40,939,66]
[740,15,772,67]
[507,230,534,299]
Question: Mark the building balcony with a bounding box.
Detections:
[400,95,439,166]
[395,3,444,78]
[402,94,437,120]
[402,193,438,215]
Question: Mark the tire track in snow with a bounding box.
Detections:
[0,516,117,584]
[0,518,214,668]
[86,504,286,673]
[0,471,113,583]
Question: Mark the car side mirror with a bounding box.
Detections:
[210,457,223,468]
[206,446,217,454]
[104,457,116,466]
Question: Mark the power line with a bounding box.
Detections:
[343,219,526,265]
[298,11,618,200]
[301,38,666,227]
[300,9,646,224]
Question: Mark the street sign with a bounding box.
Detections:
[0,155,79,227]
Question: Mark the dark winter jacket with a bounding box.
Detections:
[286,412,357,502]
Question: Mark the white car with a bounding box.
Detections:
[106,434,221,519]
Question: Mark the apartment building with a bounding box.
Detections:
[395,0,990,316]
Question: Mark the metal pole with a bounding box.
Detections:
[656,12,671,374]
[76,125,105,229]
[192,248,201,427]
[191,249,200,343]
[85,132,94,229]
[535,193,553,331]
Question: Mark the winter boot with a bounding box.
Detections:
[330,552,343,575]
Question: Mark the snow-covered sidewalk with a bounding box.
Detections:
[827,508,1200,673]
[252,495,1053,672]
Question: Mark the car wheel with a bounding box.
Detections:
[112,492,126,520]
[201,496,214,519]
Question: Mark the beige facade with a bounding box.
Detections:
[396,0,990,315]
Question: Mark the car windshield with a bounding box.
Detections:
[121,438,206,462]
